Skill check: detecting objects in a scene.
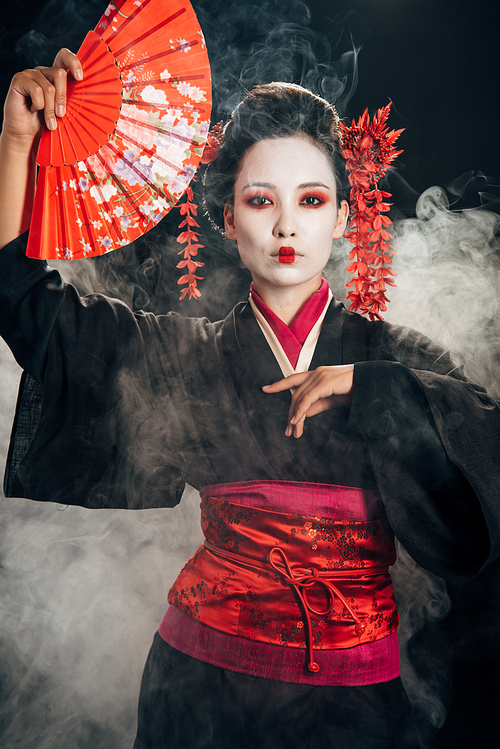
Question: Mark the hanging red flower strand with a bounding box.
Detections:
[176,122,224,300]
[176,183,204,300]
[340,103,404,320]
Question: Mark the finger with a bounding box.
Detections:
[293,413,307,439]
[45,66,69,118]
[303,396,336,418]
[290,369,354,422]
[29,69,58,130]
[285,395,335,437]
[288,376,328,424]
[52,48,83,83]
[35,49,82,123]
[262,371,310,392]
[285,378,322,434]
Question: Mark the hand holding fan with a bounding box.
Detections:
[28,0,212,273]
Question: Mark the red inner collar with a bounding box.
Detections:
[250,279,329,368]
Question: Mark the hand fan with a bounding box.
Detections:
[27,0,212,261]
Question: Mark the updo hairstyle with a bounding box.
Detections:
[203,82,349,234]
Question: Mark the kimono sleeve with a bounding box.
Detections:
[344,317,499,582]
[1,236,187,510]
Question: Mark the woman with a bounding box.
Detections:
[0,51,499,749]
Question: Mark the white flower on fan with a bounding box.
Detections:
[198,121,210,138]
[124,72,136,85]
[99,236,113,250]
[159,112,176,130]
[176,82,192,97]
[175,82,205,103]
[177,38,191,53]
[167,175,184,193]
[81,242,92,256]
[92,220,103,229]
[86,153,111,180]
[90,184,118,204]
[181,164,196,183]
[115,156,147,187]
[113,206,124,217]
[173,118,193,139]
[78,176,89,191]
[152,197,168,211]
[141,85,168,107]
[160,69,171,81]
[150,159,171,179]
[59,247,73,260]
[189,86,206,103]
[120,215,131,229]
[69,179,77,190]
[139,202,153,216]
[168,107,184,119]
[119,105,156,149]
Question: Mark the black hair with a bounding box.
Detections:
[203,82,349,234]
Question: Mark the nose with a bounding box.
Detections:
[272,205,296,238]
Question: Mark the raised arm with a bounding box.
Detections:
[0,49,83,249]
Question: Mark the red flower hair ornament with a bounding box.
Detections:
[177,109,403,319]
[175,122,224,300]
[340,103,404,320]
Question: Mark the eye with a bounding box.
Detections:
[248,195,272,207]
[300,195,324,207]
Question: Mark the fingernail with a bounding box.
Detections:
[289,415,296,424]
[56,105,65,117]
[75,69,83,81]
[262,384,271,389]
[285,426,292,437]
[48,118,57,130]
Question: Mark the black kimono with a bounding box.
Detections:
[1,232,499,748]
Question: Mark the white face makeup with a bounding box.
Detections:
[224,136,349,303]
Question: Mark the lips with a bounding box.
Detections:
[278,246,295,264]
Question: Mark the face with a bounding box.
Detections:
[224,136,349,300]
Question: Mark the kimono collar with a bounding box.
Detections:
[249,279,330,368]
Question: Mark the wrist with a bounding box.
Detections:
[0,127,39,158]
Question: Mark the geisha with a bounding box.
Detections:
[0,46,499,749]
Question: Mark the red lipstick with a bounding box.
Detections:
[278,246,295,264]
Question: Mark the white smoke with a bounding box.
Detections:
[0,341,203,748]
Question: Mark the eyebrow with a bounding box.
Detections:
[241,181,331,190]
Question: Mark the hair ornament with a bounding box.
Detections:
[200,121,225,164]
[176,122,226,299]
[176,184,205,300]
[340,103,404,320]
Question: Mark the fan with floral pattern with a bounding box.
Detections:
[27,0,212,267]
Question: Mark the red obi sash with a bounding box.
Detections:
[167,495,398,673]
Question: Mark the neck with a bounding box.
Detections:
[252,277,323,325]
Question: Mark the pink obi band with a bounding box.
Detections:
[159,480,400,686]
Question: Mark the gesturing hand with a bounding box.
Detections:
[262,364,354,438]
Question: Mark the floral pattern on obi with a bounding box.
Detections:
[168,497,399,651]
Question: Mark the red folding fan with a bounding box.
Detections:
[27,0,212,262]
